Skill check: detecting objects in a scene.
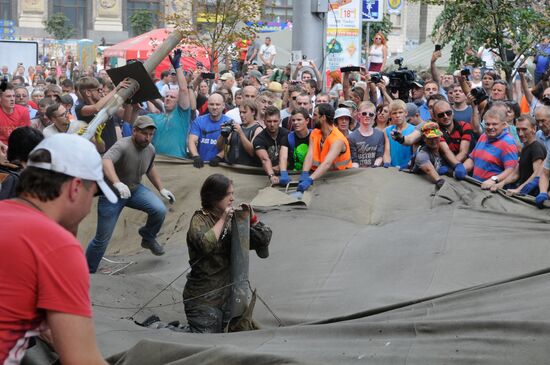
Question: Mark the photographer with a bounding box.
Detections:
[518,67,550,113]
[292,59,322,92]
[216,100,262,166]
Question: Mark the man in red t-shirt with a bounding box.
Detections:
[0,84,31,145]
[0,134,117,364]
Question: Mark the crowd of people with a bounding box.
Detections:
[1,32,550,363]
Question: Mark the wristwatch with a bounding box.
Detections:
[491,176,499,183]
[268,173,275,179]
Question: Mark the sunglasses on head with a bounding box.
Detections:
[436,110,453,118]
[360,111,375,117]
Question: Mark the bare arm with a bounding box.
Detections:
[102,158,121,184]
[381,45,388,71]
[80,79,131,117]
[519,71,534,105]
[310,60,323,90]
[175,68,190,110]
[302,139,314,173]
[430,51,442,83]
[256,149,279,184]
[539,167,550,195]
[279,145,289,171]
[310,139,346,180]
[456,139,471,162]
[419,162,441,183]
[47,311,107,365]
[188,134,199,157]
[383,130,391,164]
[146,163,164,191]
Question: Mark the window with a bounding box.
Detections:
[52,0,87,38]
[127,0,162,37]
[0,0,13,23]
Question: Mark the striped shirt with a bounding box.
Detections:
[469,129,518,181]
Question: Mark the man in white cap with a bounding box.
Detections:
[220,72,239,97]
[86,115,176,273]
[0,134,113,364]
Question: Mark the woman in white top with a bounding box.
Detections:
[368,32,388,72]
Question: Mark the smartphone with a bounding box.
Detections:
[301,61,310,67]
[461,69,471,76]
[340,66,362,73]
[435,44,442,51]
[517,67,527,73]
[201,72,215,80]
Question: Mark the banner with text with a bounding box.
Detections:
[326,0,363,71]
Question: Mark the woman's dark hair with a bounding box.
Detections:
[16,149,72,202]
[291,107,311,121]
[200,173,233,210]
[7,126,44,164]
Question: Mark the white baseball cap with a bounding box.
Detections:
[334,107,352,120]
[27,134,118,203]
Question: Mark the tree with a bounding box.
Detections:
[130,10,154,36]
[43,13,74,40]
[416,0,550,90]
[164,0,262,72]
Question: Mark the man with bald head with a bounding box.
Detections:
[188,92,231,168]
[226,85,258,124]
[147,49,191,159]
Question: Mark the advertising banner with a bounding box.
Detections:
[326,0,362,71]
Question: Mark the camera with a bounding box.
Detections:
[470,87,489,105]
[387,58,416,102]
[221,120,235,138]
[461,69,470,77]
[435,44,442,51]
[517,67,527,74]
[370,73,382,84]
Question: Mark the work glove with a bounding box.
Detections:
[391,129,405,144]
[535,192,548,209]
[209,155,223,167]
[453,163,466,180]
[279,170,290,186]
[160,188,175,204]
[299,171,310,182]
[192,155,204,168]
[169,49,182,70]
[383,162,391,168]
[95,123,106,145]
[437,165,449,176]
[113,182,131,199]
[297,177,313,193]
[519,177,539,195]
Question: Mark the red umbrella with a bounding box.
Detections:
[103,28,211,77]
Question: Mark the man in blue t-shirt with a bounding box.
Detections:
[188,92,230,167]
[147,49,191,159]
[534,36,550,85]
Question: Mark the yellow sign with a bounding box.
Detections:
[196,12,224,23]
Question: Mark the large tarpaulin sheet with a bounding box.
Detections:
[77,157,550,364]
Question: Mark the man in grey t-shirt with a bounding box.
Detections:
[85,116,176,273]
[348,101,384,167]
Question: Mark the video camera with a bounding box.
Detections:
[470,87,489,105]
[386,57,417,102]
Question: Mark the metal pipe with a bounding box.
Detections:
[82,29,184,140]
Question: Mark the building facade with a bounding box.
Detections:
[2,0,292,44]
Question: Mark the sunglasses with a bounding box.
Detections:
[360,111,375,117]
[436,110,453,118]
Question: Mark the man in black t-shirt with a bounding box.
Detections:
[253,106,289,184]
[492,115,546,195]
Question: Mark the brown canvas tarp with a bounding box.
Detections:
[78,158,550,364]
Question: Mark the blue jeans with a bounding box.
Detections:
[86,184,167,273]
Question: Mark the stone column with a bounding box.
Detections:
[94,0,123,32]
[18,0,47,29]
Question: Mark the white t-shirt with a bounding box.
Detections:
[369,45,384,63]
[478,47,496,69]
[42,120,87,138]
[259,44,277,65]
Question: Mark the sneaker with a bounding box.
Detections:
[141,239,165,256]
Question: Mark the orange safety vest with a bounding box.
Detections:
[310,127,352,171]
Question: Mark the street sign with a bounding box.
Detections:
[0,20,15,27]
[362,0,383,22]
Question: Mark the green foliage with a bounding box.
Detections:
[423,0,550,84]
[165,0,262,71]
[362,15,393,44]
[43,13,74,40]
[130,10,154,36]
